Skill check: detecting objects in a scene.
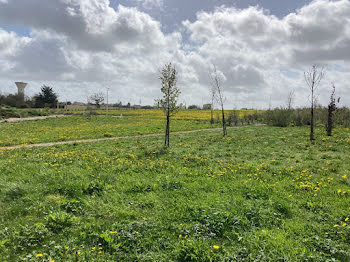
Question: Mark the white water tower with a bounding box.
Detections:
[15,82,27,99]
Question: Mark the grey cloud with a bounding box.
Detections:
[0,0,172,52]
[1,0,350,108]
[7,32,72,80]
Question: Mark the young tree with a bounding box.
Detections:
[34,85,58,108]
[286,90,295,110]
[159,62,180,147]
[326,84,340,136]
[209,85,216,124]
[89,93,105,108]
[304,65,324,141]
[211,66,227,136]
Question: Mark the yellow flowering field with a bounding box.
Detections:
[0,109,261,147]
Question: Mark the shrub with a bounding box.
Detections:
[264,108,292,127]
[226,111,240,126]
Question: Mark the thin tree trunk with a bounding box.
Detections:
[210,108,214,124]
[165,113,168,146]
[310,106,314,141]
[221,105,227,136]
[165,113,170,147]
[327,106,333,136]
[167,118,170,147]
[165,84,170,147]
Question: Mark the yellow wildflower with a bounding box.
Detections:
[213,245,220,249]
[36,253,43,258]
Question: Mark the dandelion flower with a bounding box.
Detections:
[213,245,220,249]
[345,218,349,222]
[334,224,339,227]
[36,253,43,258]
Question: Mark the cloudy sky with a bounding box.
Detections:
[0,0,349,108]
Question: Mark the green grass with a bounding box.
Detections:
[1,125,350,261]
[0,114,221,147]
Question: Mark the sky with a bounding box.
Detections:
[0,0,350,109]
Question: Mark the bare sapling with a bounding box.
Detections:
[304,65,324,141]
[210,85,216,124]
[210,66,227,136]
[287,90,295,110]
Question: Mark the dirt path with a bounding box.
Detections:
[0,115,67,123]
[0,125,257,151]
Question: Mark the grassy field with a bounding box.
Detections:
[0,111,218,147]
[1,122,350,261]
[0,109,261,147]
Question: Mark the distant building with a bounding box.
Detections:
[203,104,212,110]
[72,102,85,106]
[178,103,186,109]
[15,82,27,100]
[65,102,88,110]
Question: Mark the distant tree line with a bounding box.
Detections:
[264,106,350,128]
[0,85,58,108]
[264,64,347,140]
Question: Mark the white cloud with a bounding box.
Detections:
[182,0,350,107]
[0,0,350,108]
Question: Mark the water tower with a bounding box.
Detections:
[15,82,27,99]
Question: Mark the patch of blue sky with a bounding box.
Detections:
[329,63,350,73]
[280,69,301,79]
[0,24,30,37]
